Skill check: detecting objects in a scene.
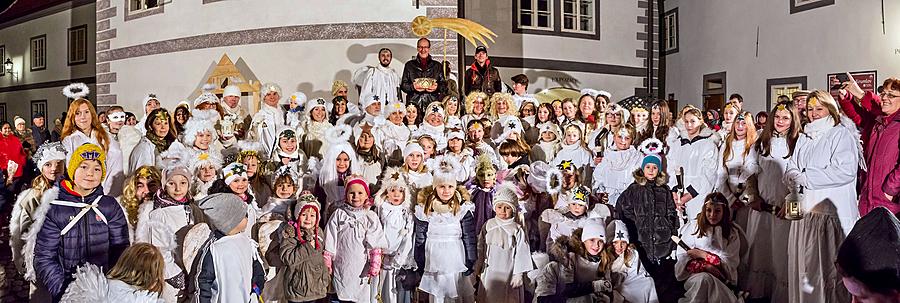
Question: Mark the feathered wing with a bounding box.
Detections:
[182,223,213,275]
[8,189,34,272]
[59,264,110,302]
[133,200,155,243]
[256,220,283,266]
[426,17,497,46]
[839,115,867,172]
[23,187,59,282]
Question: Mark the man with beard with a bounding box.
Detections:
[220,84,252,147]
[464,46,502,97]
[401,37,446,111]
[353,48,401,105]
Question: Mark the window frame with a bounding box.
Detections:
[766,76,808,110]
[512,0,601,40]
[31,100,48,120]
[790,0,835,14]
[0,103,7,123]
[517,0,554,31]
[125,0,164,21]
[663,8,679,54]
[0,45,6,76]
[30,35,47,71]
[68,25,88,66]
[561,0,596,35]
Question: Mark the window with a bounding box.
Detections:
[790,0,835,14]
[518,0,553,30]
[129,0,159,12]
[0,104,7,123]
[31,100,47,120]
[663,8,679,54]
[562,0,594,33]
[68,25,88,65]
[766,76,808,109]
[30,35,46,71]
[0,45,5,76]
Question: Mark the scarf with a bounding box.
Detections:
[484,217,518,249]
[803,116,835,139]
[147,133,170,154]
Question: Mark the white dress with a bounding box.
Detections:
[754,136,792,302]
[325,205,388,303]
[611,248,659,303]
[675,221,741,303]
[377,122,411,157]
[139,204,197,302]
[377,202,415,303]
[352,65,401,103]
[666,127,720,221]
[592,146,642,206]
[551,140,592,170]
[715,139,759,204]
[787,117,857,303]
[414,203,476,299]
[476,218,534,303]
[61,130,124,196]
[209,233,261,303]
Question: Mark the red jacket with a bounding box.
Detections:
[0,134,25,178]
[839,91,900,215]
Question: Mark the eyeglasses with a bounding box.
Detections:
[880,92,900,100]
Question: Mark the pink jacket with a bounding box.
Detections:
[839,91,900,215]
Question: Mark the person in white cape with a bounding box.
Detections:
[352,47,401,104]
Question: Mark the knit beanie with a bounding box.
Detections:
[403,142,424,159]
[642,154,662,169]
[198,193,248,233]
[223,162,249,185]
[581,220,606,242]
[163,165,192,189]
[67,143,106,181]
[345,175,371,205]
[492,183,519,211]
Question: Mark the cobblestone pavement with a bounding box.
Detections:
[0,202,30,302]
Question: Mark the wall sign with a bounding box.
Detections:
[828,70,877,99]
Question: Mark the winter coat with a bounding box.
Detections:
[840,91,900,215]
[464,60,502,96]
[616,173,678,263]
[279,225,330,302]
[400,55,446,109]
[0,133,26,177]
[32,125,51,148]
[33,183,130,299]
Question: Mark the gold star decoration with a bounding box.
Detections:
[391,171,401,179]
[558,160,573,170]
[574,191,586,201]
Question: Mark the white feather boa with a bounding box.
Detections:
[60,263,163,302]
[22,187,59,282]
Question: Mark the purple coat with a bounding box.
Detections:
[842,91,900,215]
[33,181,129,300]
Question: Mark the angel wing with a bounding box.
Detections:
[411,16,497,47]
[182,223,213,275]
[255,220,284,268]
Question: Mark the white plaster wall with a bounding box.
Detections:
[108,39,421,112]
[664,0,900,114]
[108,0,430,49]
[0,3,96,121]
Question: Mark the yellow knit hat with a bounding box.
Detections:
[67,143,106,180]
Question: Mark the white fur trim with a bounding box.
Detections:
[545,168,563,196]
[427,155,464,185]
[8,189,35,272]
[23,187,59,282]
[374,167,411,209]
[638,138,664,155]
[324,124,353,146]
[62,83,90,100]
[133,200,155,243]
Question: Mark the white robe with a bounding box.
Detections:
[377,202,415,303]
[414,203,476,300]
[667,128,719,221]
[61,130,124,196]
[476,218,534,303]
[325,206,388,303]
[786,117,857,303]
[675,221,741,303]
[592,146,642,206]
[611,248,659,303]
[551,140,592,170]
[754,136,792,302]
[209,233,261,303]
[141,204,196,302]
[252,103,286,155]
[353,65,401,103]
[377,122,411,156]
[715,139,759,204]
[128,137,157,174]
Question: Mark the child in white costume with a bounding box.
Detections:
[414,156,478,303]
[324,175,388,302]
[674,193,741,303]
[541,186,601,248]
[374,167,416,303]
[607,220,659,303]
[475,183,534,303]
[591,126,643,207]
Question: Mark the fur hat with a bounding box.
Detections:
[429,155,464,186]
[581,220,606,242]
[182,110,219,148]
[403,142,424,159]
[608,220,629,243]
[198,193,247,233]
[360,93,382,110]
[262,82,282,98]
[191,151,223,172]
[305,98,329,118]
[446,127,465,141]
[223,85,241,98]
[425,102,445,119]
[374,167,411,208]
[194,84,219,107]
[287,92,307,106]
[61,83,90,100]
[67,143,106,181]
[33,142,66,168]
[567,186,590,206]
[492,182,519,211]
[385,100,406,115]
[222,162,249,185]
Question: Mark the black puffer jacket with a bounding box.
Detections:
[400,55,446,109]
[615,172,678,263]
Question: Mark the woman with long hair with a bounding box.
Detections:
[667,105,720,222]
[675,193,742,303]
[129,108,177,173]
[60,94,124,196]
[525,103,558,145]
[749,100,802,302]
[716,111,758,204]
[784,90,859,302]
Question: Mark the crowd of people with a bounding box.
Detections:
[2,37,900,303]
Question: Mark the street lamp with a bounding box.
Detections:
[3,58,11,74]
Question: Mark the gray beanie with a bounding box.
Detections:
[198,193,248,233]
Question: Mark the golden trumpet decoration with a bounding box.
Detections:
[411,16,497,47]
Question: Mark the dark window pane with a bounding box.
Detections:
[521,0,532,10]
[538,14,550,27]
[521,12,533,26]
[564,16,574,29]
[564,0,574,13]
[538,0,549,11]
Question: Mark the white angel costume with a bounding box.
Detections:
[60,264,163,302]
[476,217,534,303]
[374,182,416,303]
[666,126,720,221]
[591,145,642,207]
[325,205,388,303]
[415,202,477,301]
[675,220,741,303]
[753,135,792,302]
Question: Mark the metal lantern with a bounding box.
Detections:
[4,58,12,74]
[784,186,804,220]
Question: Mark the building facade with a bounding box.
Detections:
[663,0,900,114]
[0,0,97,124]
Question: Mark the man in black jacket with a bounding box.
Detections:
[401,38,446,111]
[464,46,502,97]
[30,113,50,150]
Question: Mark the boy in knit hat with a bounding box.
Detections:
[31,143,129,301]
[475,183,534,303]
[189,193,266,303]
